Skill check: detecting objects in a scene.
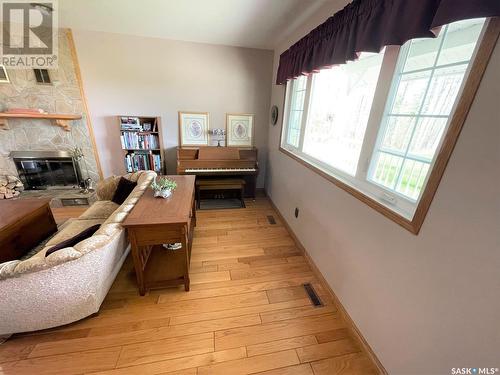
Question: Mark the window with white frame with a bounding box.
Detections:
[281,18,486,220]
[285,75,308,148]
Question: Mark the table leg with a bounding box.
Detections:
[129,234,146,296]
[196,185,201,209]
[183,228,190,292]
[192,194,197,227]
[240,186,245,208]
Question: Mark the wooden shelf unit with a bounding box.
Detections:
[119,116,165,174]
[0,112,82,131]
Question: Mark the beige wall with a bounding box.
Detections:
[71,30,273,186]
[266,2,500,373]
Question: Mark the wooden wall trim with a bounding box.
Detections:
[266,193,388,375]
[66,28,104,180]
[411,17,500,231]
[277,18,499,235]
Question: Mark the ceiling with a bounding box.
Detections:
[58,0,328,50]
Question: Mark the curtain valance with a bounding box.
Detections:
[276,0,500,85]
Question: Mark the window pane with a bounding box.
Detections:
[302,51,384,175]
[369,18,485,202]
[437,18,484,66]
[407,117,447,160]
[371,152,404,189]
[391,70,431,115]
[380,116,415,154]
[403,32,444,72]
[292,89,306,110]
[421,64,467,115]
[295,75,307,91]
[287,110,303,147]
[395,160,430,200]
[284,76,307,148]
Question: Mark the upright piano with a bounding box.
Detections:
[176,147,258,198]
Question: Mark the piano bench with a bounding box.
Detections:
[195,179,246,209]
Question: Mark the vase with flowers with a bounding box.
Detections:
[151,176,177,199]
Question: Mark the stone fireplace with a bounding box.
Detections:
[0,29,100,186]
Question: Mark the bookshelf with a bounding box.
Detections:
[119,116,165,174]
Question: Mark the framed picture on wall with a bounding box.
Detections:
[225,113,254,147]
[178,111,210,147]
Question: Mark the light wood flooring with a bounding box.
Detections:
[51,206,88,225]
[0,198,378,375]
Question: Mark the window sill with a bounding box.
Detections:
[279,146,420,234]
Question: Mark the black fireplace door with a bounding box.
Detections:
[14,158,81,190]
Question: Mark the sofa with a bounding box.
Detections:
[0,170,156,337]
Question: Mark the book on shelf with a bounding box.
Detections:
[120,131,159,150]
[119,115,163,174]
[124,152,161,173]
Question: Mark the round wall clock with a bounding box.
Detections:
[271,105,279,126]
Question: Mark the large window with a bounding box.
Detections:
[303,51,384,175]
[280,18,489,229]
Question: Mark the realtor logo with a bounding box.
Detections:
[1,0,58,68]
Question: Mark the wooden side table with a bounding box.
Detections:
[122,175,196,295]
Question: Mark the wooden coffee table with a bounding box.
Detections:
[122,175,196,295]
[0,198,57,263]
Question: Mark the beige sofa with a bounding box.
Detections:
[0,171,156,336]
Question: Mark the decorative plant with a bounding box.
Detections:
[151,176,177,192]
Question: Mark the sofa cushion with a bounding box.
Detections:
[74,234,110,254]
[95,223,122,238]
[45,247,82,265]
[80,200,119,220]
[11,250,50,276]
[112,177,137,205]
[45,224,101,256]
[0,260,21,280]
[119,203,135,214]
[105,210,129,224]
[46,219,105,247]
[96,175,120,200]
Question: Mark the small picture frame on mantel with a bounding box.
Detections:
[178,111,210,147]
[225,113,254,147]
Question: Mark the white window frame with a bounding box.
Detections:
[279,18,496,233]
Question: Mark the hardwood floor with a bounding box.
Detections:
[1,198,378,375]
[51,206,88,225]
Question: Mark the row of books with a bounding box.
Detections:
[124,152,162,172]
[120,132,159,150]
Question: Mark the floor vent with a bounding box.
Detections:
[303,283,323,307]
[267,215,276,225]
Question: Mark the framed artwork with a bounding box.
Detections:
[178,111,210,146]
[226,113,254,147]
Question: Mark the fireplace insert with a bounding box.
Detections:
[11,151,82,190]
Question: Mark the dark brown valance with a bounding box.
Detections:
[276,0,500,85]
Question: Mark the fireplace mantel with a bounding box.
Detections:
[0,112,82,131]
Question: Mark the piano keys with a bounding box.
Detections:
[177,147,259,198]
[184,168,257,173]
